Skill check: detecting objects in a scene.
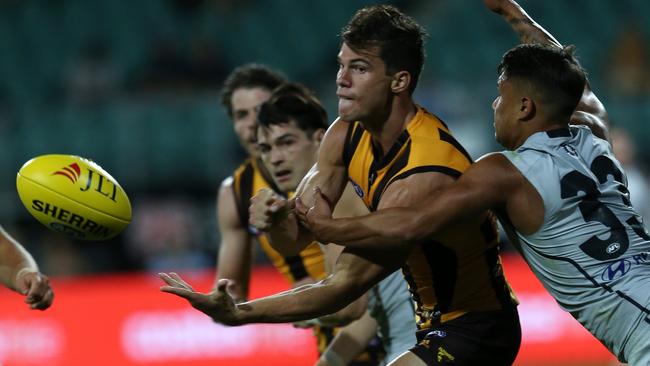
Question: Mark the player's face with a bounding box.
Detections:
[336,43,393,123]
[230,87,272,157]
[492,73,519,150]
[257,121,322,192]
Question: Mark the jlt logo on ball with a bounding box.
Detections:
[53,163,118,202]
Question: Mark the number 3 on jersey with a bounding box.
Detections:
[560,154,648,261]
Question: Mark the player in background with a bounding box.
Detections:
[0,226,53,310]
[161,5,521,365]
[216,66,383,364]
[292,1,650,364]
[215,63,288,302]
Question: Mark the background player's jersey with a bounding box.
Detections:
[500,126,650,361]
[344,106,518,330]
[230,158,326,283]
[231,158,384,364]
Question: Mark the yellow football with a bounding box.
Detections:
[16,154,132,240]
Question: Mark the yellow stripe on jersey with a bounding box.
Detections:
[231,158,327,283]
[344,106,518,330]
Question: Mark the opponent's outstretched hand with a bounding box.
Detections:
[295,187,335,243]
[159,273,241,325]
[249,188,293,232]
[15,269,54,310]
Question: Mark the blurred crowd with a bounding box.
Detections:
[3,0,650,277]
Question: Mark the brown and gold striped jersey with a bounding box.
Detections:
[343,106,518,330]
[230,157,326,283]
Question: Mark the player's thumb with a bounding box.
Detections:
[313,187,331,207]
[216,279,231,293]
[14,269,31,295]
[16,282,29,296]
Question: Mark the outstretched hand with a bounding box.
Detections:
[15,269,53,310]
[159,273,242,326]
[295,187,335,243]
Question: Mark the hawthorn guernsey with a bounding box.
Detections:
[16,154,131,240]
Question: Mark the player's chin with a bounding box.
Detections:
[276,182,294,193]
[338,110,355,122]
[337,104,356,121]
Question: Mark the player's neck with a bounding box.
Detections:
[513,119,570,149]
[364,98,417,156]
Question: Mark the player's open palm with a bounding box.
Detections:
[159,273,241,325]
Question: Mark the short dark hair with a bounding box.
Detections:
[220,64,286,117]
[257,83,328,137]
[498,44,586,120]
[341,5,427,94]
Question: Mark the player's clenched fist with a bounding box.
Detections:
[15,268,54,310]
[249,188,293,231]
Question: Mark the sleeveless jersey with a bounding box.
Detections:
[344,106,518,330]
[500,126,650,362]
[231,158,384,363]
[231,157,326,283]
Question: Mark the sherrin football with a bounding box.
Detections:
[16,154,132,240]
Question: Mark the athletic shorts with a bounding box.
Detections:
[410,308,521,365]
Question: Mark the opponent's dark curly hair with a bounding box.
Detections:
[498,44,586,119]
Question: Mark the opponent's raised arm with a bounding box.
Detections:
[484,0,561,48]
[485,0,610,140]
[249,119,350,255]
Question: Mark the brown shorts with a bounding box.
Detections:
[410,308,521,365]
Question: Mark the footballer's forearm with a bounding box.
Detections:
[498,0,562,48]
[314,208,422,251]
[234,276,361,324]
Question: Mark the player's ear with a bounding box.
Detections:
[311,128,325,145]
[390,71,411,94]
[519,97,536,121]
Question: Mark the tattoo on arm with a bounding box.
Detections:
[508,18,545,44]
[506,16,562,48]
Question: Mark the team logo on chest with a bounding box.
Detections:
[348,178,364,198]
